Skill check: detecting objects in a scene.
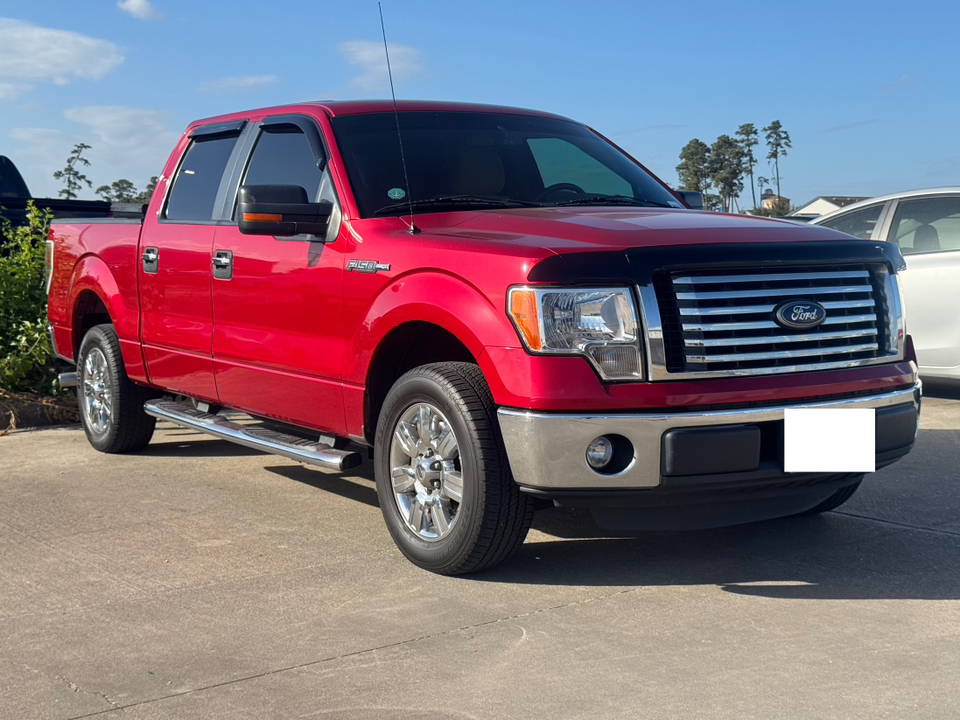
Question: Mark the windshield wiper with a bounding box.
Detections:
[374,195,541,215]
[549,194,676,209]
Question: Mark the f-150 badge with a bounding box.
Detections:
[347,260,391,274]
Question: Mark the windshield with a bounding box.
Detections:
[330,111,682,217]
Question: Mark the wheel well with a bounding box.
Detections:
[364,322,476,444]
[73,290,111,357]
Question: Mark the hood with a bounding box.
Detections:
[410,206,851,254]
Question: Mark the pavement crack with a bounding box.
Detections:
[64,587,638,719]
[21,663,121,710]
[832,511,960,538]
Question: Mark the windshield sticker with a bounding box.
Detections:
[388,188,406,200]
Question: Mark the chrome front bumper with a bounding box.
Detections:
[497,384,921,490]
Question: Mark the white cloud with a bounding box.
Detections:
[200,74,278,92]
[338,40,422,92]
[117,0,162,20]
[10,106,180,198]
[0,82,29,100]
[0,19,124,95]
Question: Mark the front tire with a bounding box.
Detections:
[77,324,157,453]
[374,362,533,575]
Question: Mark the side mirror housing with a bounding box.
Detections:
[676,191,704,210]
[238,184,332,238]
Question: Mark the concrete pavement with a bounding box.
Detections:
[1,394,958,719]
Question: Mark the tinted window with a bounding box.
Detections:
[528,137,632,197]
[165,134,238,221]
[242,126,323,201]
[331,112,681,218]
[889,196,960,254]
[819,204,883,240]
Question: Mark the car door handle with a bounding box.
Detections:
[142,247,159,275]
[212,250,233,280]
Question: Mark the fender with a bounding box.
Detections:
[68,254,150,383]
[68,254,139,344]
[342,270,521,386]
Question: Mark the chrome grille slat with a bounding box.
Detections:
[675,284,873,301]
[685,328,877,348]
[673,270,870,284]
[678,298,876,316]
[662,264,889,376]
[682,313,878,332]
[686,343,880,364]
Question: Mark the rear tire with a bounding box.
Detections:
[795,478,863,516]
[77,324,157,453]
[374,362,533,575]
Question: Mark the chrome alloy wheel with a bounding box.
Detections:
[389,402,464,541]
[82,347,112,435]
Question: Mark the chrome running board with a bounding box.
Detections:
[144,399,362,471]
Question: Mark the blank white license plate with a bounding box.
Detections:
[784,408,875,473]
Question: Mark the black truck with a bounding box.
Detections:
[0,155,112,227]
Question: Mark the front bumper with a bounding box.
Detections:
[497,384,920,491]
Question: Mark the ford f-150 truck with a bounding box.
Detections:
[47,100,920,574]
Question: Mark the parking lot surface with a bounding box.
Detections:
[2,393,959,719]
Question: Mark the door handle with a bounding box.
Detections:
[142,247,159,274]
[212,250,233,280]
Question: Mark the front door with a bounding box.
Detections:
[211,117,347,434]
[139,126,245,401]
[884,195,960,373]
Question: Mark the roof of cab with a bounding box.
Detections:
[187,99,575,132]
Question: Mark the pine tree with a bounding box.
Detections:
[52,143,93,200]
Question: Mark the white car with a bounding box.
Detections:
[812,188,960,383]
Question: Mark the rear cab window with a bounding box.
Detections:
[164,131,241,222]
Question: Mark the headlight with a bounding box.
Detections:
[508,286,643,380]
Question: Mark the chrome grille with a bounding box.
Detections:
[662,266,888,375]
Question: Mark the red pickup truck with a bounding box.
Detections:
[47,100,920,574]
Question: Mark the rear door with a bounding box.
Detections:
[139,122,246,401]
[882,195,960,374]
[210,115,347,434]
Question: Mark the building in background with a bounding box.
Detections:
[789,195,870,219]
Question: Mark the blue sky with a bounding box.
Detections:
[2,0,957,207]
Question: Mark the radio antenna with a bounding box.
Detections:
[379,2,419,234]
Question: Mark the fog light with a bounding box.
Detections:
[586,436,614,469]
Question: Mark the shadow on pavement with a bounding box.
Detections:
[922,380,960,400]
[264,465,381,509]
[135,437,264,458]
[474,516,960,600]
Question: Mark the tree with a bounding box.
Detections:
[735,123,759,210]
[134,176,159,204]
[96,179,138,202]
[676,138,712,196]
[708,135,745,213]
[52,143,93,200]
[762,120,792,199]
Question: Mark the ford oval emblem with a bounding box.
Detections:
[773,299,827,329]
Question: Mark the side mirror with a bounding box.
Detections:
[676,191,704,210]
[238,184,332,238]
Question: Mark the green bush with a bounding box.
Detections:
[0,203,60,394]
